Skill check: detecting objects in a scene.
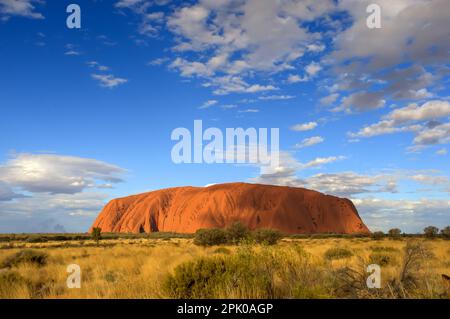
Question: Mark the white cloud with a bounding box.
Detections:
[305,62,321,76]
[91,73,128,88]
[320,93,339,105]
[348,101,450,148]
[287,74,303,83]
[290,121,317,132]
[0,192,110,233]
[259,95,295,101]
[199,99,218,109]
[164,0,334,93]
[147,57,169,66]
[436,148,447,156]
[0,0,44,20]
[413,122,450,146]
[354,197,450,233]
[295,136,324,149]
[87,61,109,71]
[304,172,397,197]
[220,104,238,109]
[0,153,126,196]
[238,108,259,113]
[387,100,450,124]
[329,0,450,108]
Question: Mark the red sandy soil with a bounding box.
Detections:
[90,182,370,234]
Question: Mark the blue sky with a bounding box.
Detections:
[0,0,449,233]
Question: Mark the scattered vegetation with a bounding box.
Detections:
[252,229,282,245]
[0,235,448,299]
[194,223,282,246]
[194,228,228,246]
[1,249,48,268]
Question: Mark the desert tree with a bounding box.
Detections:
[91,227,102,245]
[440,226,450,238]
[388,228,402,239]
[423,226,439,238]
[371,231,384,240]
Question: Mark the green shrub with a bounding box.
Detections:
[440,226,450,238]
[324,247,353,260]
[164,246,331,299]
[388,228,402,239]
[1,249,48,268]
[226,222,250,244]
[164,257,229,298]
[371,231,384,240]
[252,229,282,245]
[423,226,439,238]
[194,228,228,246]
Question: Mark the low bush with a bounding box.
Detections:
[324,247,353,260]
[226,222,250,244]
[252,229,282,245]
[164,246,331,299]
[1,250,48,268]
[371,231,384,240]
[194,228,228,246]
[369,253,395,266]
[194,224,282,246]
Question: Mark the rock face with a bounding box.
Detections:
[90,183,370,234]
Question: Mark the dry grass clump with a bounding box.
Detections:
[324,247,353,260]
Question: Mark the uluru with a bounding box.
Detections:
[90,182,370,234]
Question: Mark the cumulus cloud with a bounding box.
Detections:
[164,0,335,94]
[91,74,128,88]
[354,198,450,233]
[320,93,339,106]
[413,123,450,146]
[290,121,317,132]
[349,101,450,149]
[0,192,109,233]
[0,0,44,20]
[328,0,450,111]
[295,136,324,149]
[0,153,126,196]
[388,100,450,124]
[253,151,346,187]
